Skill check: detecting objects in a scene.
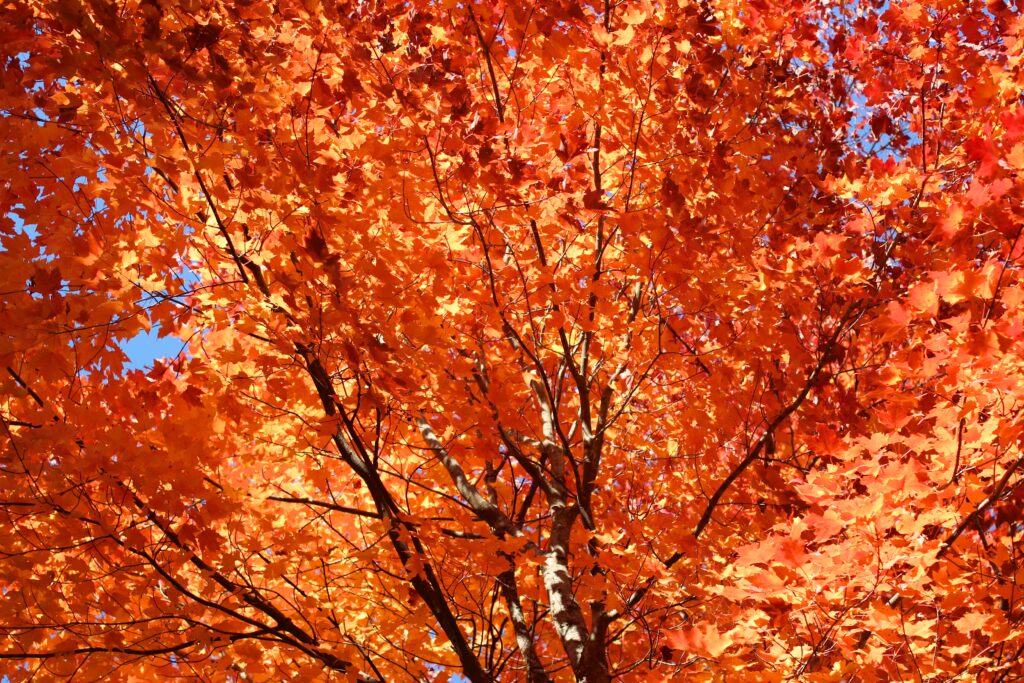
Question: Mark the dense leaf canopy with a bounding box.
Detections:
[3,0,1024,680]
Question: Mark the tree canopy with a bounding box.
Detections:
[3,0,1024,680]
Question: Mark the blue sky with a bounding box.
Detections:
[120,325,183,369]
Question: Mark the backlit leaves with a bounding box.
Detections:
[3,0,1024,681]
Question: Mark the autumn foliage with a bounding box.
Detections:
[2,0,1024,680]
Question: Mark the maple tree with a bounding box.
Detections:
[3,0,1024,680]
